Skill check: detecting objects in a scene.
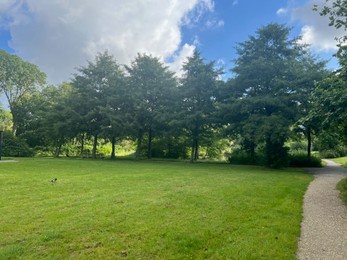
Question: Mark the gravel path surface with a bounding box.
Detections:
[297,159,347,260]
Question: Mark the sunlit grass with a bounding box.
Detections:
[332,156,347,167]
[0,158,312,259]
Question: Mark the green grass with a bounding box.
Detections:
[337,178,347,207]
[0,158,312,259]
[332,156,347,167]
[332,157,347,207]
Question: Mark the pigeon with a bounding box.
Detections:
[51,178,57,183]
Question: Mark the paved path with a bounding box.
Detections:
[297,160,347,260]
[0,160,17,163]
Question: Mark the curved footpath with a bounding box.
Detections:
[297,160,347,260]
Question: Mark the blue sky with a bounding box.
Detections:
[0,0,344,86]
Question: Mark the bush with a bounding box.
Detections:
[228,149,261,165]
[1,131,34,157]
[319,147,347,159]
[288,153,322,167]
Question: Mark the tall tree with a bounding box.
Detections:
[126,54,177,159]
[101,66,126,159]
[0,49,46,135]
[223,24,320,167]
[292,53,328,159]
[72,52,123,158]
[38,83,78,157]
[311,0,347,143]
[179,50,221,162]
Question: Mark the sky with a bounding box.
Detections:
[0,0,345,86]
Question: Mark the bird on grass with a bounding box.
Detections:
[50,178,57,183]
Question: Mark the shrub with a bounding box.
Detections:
[288,153,322,167]
[1,131,34,157]
[319,147,347,159]
[228,149,261,165]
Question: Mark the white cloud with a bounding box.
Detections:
[182,0,215,27]
[276,8,287,16]
[206,19,224,29]
[0,0,215,84]
[168,43,196,77]
[193,35,201,46]
[291,0,344,51]
[297,25,338,51]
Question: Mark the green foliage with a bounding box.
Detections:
[0,158,312,259]
[264,139,289,168]
[314,0,347,66]
[314,131,347,158]
[310,0,347,147]
[71,52,125,158]
[150,137,189,159]
[0,23,331,165]
[288,153,322,167]
[289,141,308,152]
[1,131,33,157]
[228,148,262,165]
[0,49,46,135]
[0,107,12,131]
[126,53,177,159]
[179,50,222,162]
[221,24,326,167]
[319,148,347,159]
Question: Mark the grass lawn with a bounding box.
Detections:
[332,156,347,167]
[0,158,312,259]
[332,157,347,207]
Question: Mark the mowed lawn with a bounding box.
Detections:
[0,158,312,259]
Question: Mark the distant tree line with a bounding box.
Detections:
[0,20,346,167]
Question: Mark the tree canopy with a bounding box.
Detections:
[0,50,46,135]
[0,17,343,167]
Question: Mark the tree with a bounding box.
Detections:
[316,0,347,28]
[292,53,328,159]
[314,0,347,66]
[38,83,78,157]
[71,52,124,158]
[0,105,12,132]
[0,49,46,135]
[101,67,126,159]
[179,50,221,162]
[126,54,177,159]
[311,0,347,145]
[222,24,322,167]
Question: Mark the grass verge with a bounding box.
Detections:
[0,158,312,259]
[332,157,347,207]
[337,178,347,207]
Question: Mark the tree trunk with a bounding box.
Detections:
[8,103,17,136]
[80,133,85,157]
[148,128,153,159]
[111,136,116,159]
[307,127,311,160]
[250,141,256,164]
[190,138,196,163]
[194,139,199,161]
[92,134,98,159]
[55,143,62,158]
[136,129,143,160]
